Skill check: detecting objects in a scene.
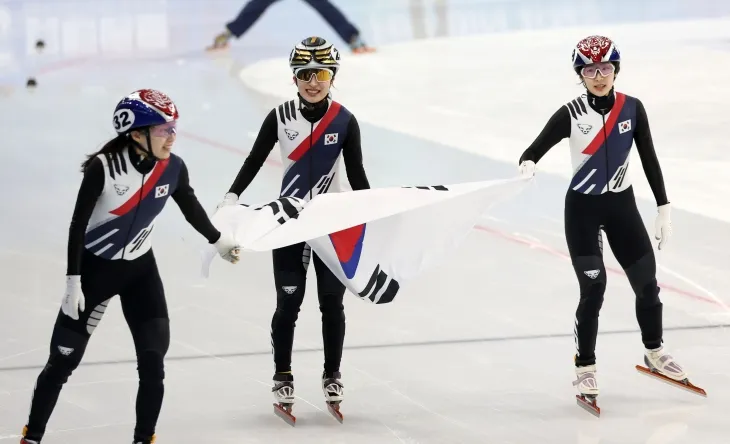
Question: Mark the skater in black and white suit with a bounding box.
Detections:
[20,89,241,444]
[517,35,700,408]
[216,37,370,420]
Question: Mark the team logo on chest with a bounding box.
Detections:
[155,184,169,198]
[577,123,593,135]
[618,119,631,134]
[114,184,129,195]
[284,129,299,141]
[324,133,339,145]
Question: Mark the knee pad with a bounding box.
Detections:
[132,318,170,381]
[275,271,306,292]
[319,296,345,319]
[576,289,605,322]
[138,351,165,382]
[573,255,607,291]
[320,305,346,323]
[274,271,306,315]
[573,256,606,321]
[45,327,90,383]
[625,253,661,306]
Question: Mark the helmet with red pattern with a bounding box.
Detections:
[112,89,179,134]
[571,35,621,74]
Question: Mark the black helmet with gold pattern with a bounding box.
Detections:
[289,36,341,76]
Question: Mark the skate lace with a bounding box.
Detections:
[572,371,596,388]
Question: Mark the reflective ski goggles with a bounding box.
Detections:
[580,62,615,79]
[294,68,334,83]
[150,121,177,137]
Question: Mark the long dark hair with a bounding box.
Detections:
[80,134,129,173]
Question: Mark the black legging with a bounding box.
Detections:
[24,250,170,442]
[226,0,361,43]
[270,242,346,376]
[565,186,663,367]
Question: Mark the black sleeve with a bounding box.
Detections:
[228,109,278,196]
[633,99,669,206]
[518,106,571,164]
[341,114,370,190]
[172,161,222,244]
[67,157,104,275]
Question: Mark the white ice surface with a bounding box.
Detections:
[1,7,730,444]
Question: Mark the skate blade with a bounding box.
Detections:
[635,365,707,397]
[576,395,600,417]
[273,403,296,426]
[327,402,343,423]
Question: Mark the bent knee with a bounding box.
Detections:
[132,318,170,381]
[624,254,660,305]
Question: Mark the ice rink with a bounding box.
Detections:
[1,0,730,443]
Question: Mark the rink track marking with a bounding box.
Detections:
[176,131,722,308]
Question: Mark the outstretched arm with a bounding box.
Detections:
[228,109,279,196]
[519,106,571,164]
[172,161,221,243]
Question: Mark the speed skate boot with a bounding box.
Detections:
[573,364,600,416]
[20,426,39,444]
[644,346,686,380]
[272,372,296,425]
[133,435,156,444]
[322,371,344,422]
[636,346,706,396]
[207,29,232,51]
[349,35,375,54]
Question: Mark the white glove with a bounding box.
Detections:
[215,193,238,212]
[214,230,241,264]
[61,275,85,320]
[518,160,536,178]
[654,203,672,250]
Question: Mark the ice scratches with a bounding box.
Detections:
[0,323,727,373]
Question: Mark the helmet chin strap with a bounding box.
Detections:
[128,128,161,162]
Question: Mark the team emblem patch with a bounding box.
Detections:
[284,129,299,140]
[577,123,593,134]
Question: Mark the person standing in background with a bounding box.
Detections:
[409,0,449,39]
[208,0,375,53]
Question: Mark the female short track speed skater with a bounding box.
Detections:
[216,36,370,423]
[19,89,241,444]
[517,35,705,415]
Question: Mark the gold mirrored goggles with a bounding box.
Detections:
[294,68,334,83]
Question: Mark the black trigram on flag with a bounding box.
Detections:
[358,265,400,304]
[254,197,305,225]
[402,185,449,191]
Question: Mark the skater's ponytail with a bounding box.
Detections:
[80,134,129,173]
